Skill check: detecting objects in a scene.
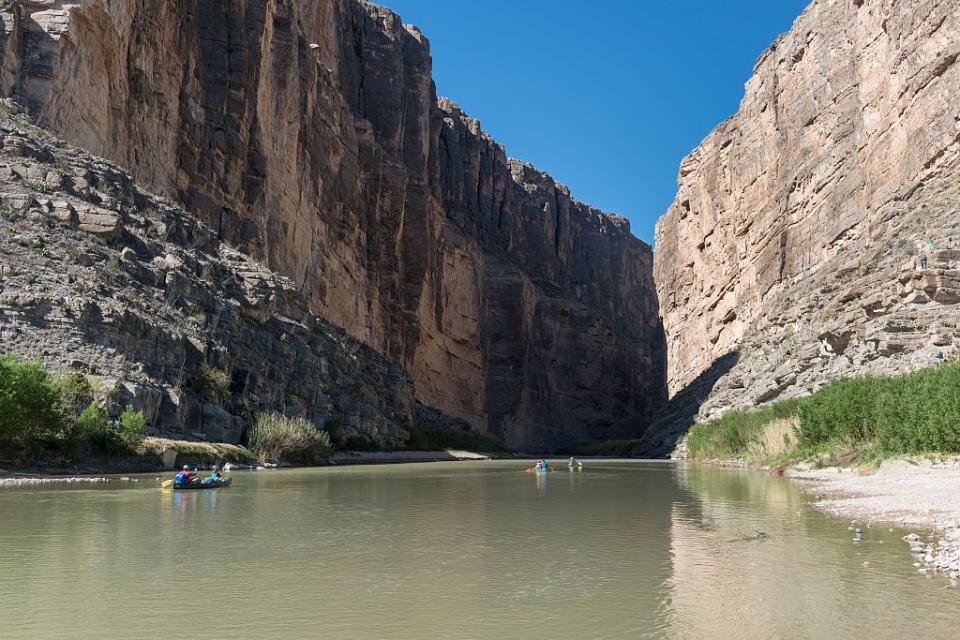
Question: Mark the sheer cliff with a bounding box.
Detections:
[643,0,960,455]
[0,0,666,450]
[0,103,414,447]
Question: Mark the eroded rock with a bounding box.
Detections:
[0,0,666,450]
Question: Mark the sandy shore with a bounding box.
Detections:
[788,458,960,582]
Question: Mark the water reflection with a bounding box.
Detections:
[666,464,957,639]
[0,462,957,639]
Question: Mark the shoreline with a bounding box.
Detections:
[0,449,498,484]
[786,458,960,583]
[689,456,960,584]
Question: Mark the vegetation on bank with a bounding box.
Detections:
[247,412,333,464]
[0,351,513,469]
[141,438,256,465]
[0,354,147,463]
[686,362,960,465]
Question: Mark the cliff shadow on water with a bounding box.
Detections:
[635,351,740,458]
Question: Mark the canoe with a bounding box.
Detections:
[173,478,232,490]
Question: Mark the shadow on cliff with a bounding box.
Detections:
[634,350,740,458]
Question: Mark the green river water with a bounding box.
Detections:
[0,460,956,639]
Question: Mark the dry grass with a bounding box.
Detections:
[140,437,256,463]
[746,417,799,460]
[246,412,331,463]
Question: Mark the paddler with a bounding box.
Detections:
[174,465,195,487]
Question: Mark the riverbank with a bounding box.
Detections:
[787,458,960,583]
[0,439,497,483]
[684,454,960,583]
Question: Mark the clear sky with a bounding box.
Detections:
[381,0,810,244]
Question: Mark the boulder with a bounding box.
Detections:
[75,205,121,240]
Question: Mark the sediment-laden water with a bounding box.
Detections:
[0,461,954,639]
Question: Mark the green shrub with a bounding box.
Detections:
[0,353,63,451]
[72,402,145,455]
[248,412,331,464]
[797,376,885,446]
[117,407,147,449]
[76,401,108,432]
[871,364,960,454]
[59,372,95,422]
[194,364,231,403]
[686,398,801,460]
[72,401,112,450]
[687,362,960,463]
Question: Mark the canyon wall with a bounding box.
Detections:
[644,0,960,454]
[0,0,665,450]
[0,105,414,447]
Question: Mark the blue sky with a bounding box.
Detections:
[382,0,810,244]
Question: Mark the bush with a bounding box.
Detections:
[871,364,960,454]
[248,412,331,464]
[686,362,960,463]
[72,402,145,455]
[59,371,95,418]
[76,401,108,432]
[194,364,231,403]
[72,401,112,451]
[797,376,885,446]
[117,407,147,449]
[797,364,960,455]
[0,353,150,461]
[686,399,801,460]
[0,353,63,452]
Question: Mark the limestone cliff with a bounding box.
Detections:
[0,103,413,447]
[0,0,665,450]
[644,0,960,455]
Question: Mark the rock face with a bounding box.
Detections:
[0,104,412,447]
[644,0,960,455]
[0,0,666,450]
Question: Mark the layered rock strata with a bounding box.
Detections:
[0,0,665,450]
[0,104,412,447]
[644,0,960,455]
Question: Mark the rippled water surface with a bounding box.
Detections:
[0,461,955,639]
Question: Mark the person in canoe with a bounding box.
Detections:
[202,466,223,484]
[537,459,549,472]
[568,457,583,471]
[174,466,196,488]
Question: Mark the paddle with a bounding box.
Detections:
[161,479,173,489]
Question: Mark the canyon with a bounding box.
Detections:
[641,0,960,455]
[1,0,958,456]
[0,0,665,451]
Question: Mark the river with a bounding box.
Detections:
[0,461,955,639]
